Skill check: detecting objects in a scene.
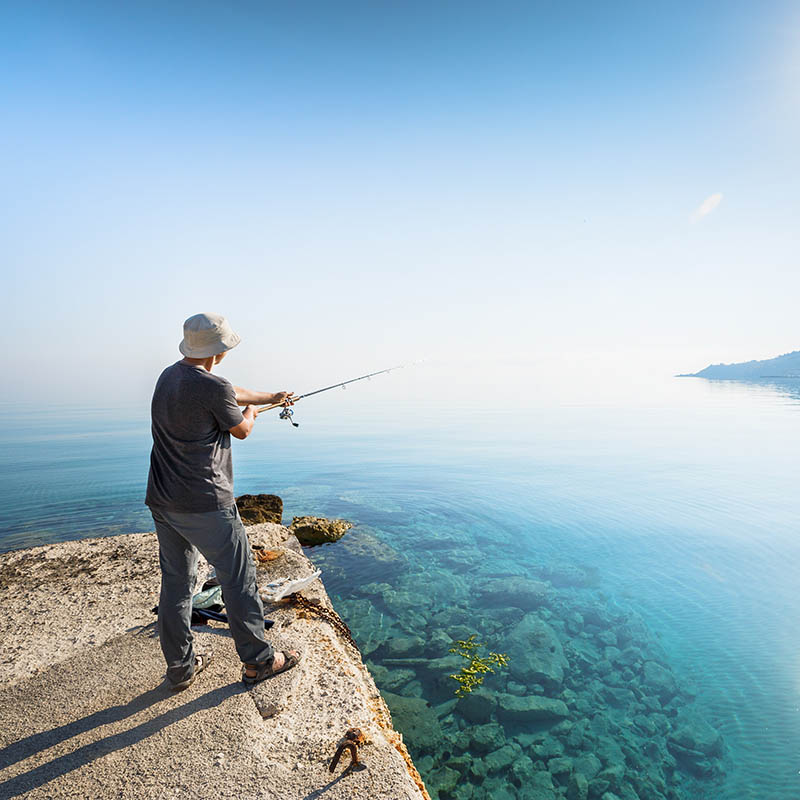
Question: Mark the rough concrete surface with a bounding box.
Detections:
[0,524,429,800]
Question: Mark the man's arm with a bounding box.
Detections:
[229,405,257,440]
[232,386,295,407]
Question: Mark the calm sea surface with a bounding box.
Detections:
[1,376,798,799]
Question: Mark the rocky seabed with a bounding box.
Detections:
[312,532,726,800]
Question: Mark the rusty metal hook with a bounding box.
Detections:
[329,728,365,773]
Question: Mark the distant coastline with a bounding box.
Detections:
[677,349,800,379]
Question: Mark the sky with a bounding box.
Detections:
[2,0,799,407]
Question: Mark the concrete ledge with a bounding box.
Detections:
[0,526,429,800]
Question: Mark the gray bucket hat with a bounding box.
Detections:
[179,313,241,358]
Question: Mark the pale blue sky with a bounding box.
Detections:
[3,1,798,405]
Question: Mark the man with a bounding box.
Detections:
[146,312,299,690]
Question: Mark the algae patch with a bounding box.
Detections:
[447,635,509,698]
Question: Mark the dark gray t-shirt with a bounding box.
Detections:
[145,361,245,512]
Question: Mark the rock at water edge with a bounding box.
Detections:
[236,493,283,524]
[290,516,353,546]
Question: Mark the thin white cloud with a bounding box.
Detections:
[690,192,723,223]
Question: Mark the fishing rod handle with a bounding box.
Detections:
[257,399,299,414]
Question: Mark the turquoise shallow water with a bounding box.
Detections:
[1,377,799,798]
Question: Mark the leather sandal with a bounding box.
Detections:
[170,651,213,692]
[242,650,300,686]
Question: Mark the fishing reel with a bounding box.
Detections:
[279,406,299,427]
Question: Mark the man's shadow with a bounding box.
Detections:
[0,680,244,798]
[303,763,367,800]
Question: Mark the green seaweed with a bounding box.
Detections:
[448,634,509,698]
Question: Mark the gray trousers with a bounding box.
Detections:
[151,504,275,684]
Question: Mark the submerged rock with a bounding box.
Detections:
[469,722,506,753]
[383,691,444,752]
[482,782,516,800]
[549,756,574,778]
[387,635,426,657]
[532,735,565,759]
[510,754,536,784]
[475,576,551,610]
[507,613,568,690]
[427,653,464,673]
[668,712,723,757]
[598,630,618,647]
[567,772,589,800]
[425,629,454,658]
[518,770,558,800]
[428,765,459,797]
[380,666,417,692]
[340,599,394,656]
[565,611,585,634]
[235,493,282,524]
[616,646,644,669]
[457,688,497,724]
[497,693,569,723]
[596,763,625,788]
[290,515,352,546]
[485,743,520,773]
[537,563,595,588]
[334,530,407,577]
[572,754,602,780]
[642,661,678,701]
[595,735,625,768]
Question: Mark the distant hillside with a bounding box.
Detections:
[678,350,800,379]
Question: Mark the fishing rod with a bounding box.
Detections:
[257,364,408,427]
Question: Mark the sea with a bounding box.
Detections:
[1,373,798,799]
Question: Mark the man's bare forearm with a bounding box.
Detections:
[233,386,293,406]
